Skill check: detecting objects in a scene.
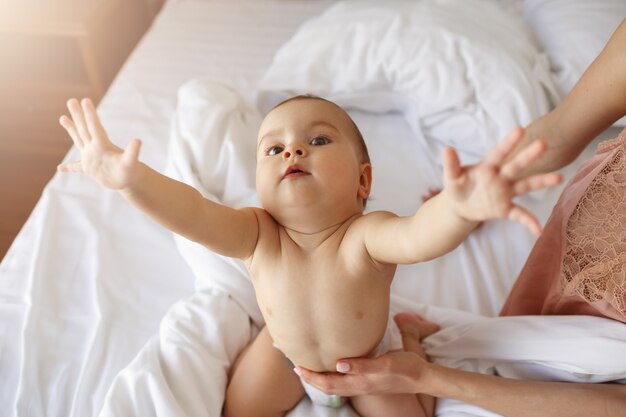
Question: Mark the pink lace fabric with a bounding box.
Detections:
[561,135,626,316]
[501,128,626,323]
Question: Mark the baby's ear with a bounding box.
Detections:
[358,163,372,200]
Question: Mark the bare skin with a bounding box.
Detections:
[58,97,560,417]
[298,314,626,417]
[297,19,626,417]
[505,19,626,179]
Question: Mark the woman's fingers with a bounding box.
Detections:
[501,139,547,179]
[332,315,440,376]
[484,127,525,166]
[296,314,442,397]
[57,161,83,173]
[67,98,91,143]
[296,367,360,396]
[335,356,385,376]
[59,115,83,149]
[513,172,562,196]
[508,205,541,236]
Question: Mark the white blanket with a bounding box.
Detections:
[98,79,626,417]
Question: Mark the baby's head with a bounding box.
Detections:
[256,95,372,228]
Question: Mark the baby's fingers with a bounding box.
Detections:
[57,161,83,173]
[501,139,547,179]
[484,127,525,166]
[513,172,562,196]
[508,205,541,236]
[67,98,91,142]
[81,98,108,143]
[59,115,83,149]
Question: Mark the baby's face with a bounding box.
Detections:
[256,98,369,224]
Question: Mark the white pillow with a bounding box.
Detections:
[257,0,558,161]
[523,0,626,126]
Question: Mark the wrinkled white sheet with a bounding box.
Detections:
[97,79,625,417]
[257,0,558,163]
[426,307,626,417]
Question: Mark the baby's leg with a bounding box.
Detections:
[224,326,305,417]
[351,393,430,417]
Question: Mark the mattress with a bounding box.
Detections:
[1,1,624,416]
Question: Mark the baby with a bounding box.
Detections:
[58,96,560,417]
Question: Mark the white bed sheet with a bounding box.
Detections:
[0,1,621,416]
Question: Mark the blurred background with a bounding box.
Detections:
[0,0,165,260]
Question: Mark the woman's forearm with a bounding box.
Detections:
[298,323,626,416]
[509,19,626,179]
[427,364,626,417]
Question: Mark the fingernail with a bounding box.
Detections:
[293,367,302,376]
[336,362,350,373]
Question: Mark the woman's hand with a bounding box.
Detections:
[443,127,562,236]
[58,98,142,191]
[295,314,439,397]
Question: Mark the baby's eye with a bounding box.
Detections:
[266,145,284,156]
[310,136,330,146]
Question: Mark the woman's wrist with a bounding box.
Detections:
[407,358,448,397]
[416,361,478,402]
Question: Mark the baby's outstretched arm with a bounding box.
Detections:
[361,128,561,265]
[58,98,258,260]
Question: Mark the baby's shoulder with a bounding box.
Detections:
[244,208,280,242]
[348,210,398,232]
[342,210,399,247]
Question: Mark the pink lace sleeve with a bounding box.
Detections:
[501,128,626,323]
[562,135,626,316]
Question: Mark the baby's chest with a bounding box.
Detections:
[251,250,390,314]
[252,253,354,293]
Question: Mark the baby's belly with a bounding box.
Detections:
[262,295,391,372]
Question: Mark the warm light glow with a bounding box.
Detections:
[0,0,158,135]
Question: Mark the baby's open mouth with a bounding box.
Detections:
[283,164,310,179]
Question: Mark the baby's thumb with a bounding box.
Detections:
[57,161,83,173]
[123,139,142,165]
[442,147,461,183]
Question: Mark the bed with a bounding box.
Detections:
[2,1,626,416]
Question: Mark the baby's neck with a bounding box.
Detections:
[281,213,360,251]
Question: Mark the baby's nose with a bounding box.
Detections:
[283,147,305,159]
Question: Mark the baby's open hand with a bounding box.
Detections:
[57,98,141,191]
[443,127,562,235]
